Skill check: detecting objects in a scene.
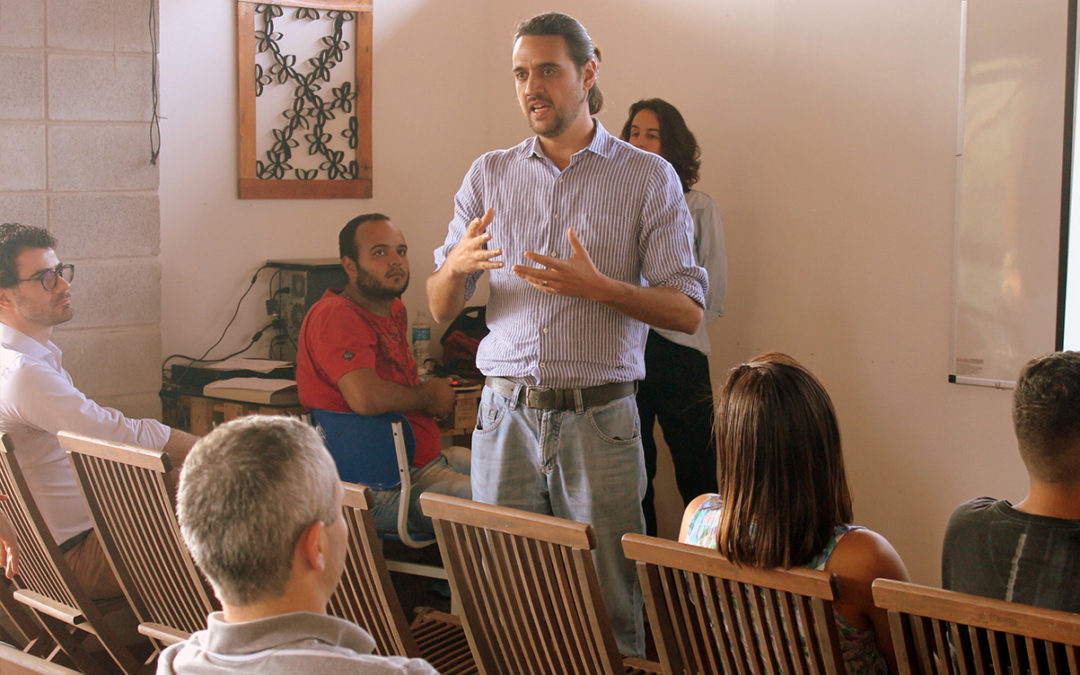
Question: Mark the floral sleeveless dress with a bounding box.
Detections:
[684,494,887,675]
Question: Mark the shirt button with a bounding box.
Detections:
[542,327,550,334]
[539,362,546,369]
[554,214,560,219]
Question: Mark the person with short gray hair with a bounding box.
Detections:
[177,415,339,606]
[158,415,436,674]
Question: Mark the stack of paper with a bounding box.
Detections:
[203,378,299,405]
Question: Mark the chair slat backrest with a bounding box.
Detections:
[872,578,1080,675]
[328,483,419,656]
[58,431,217,643]
[0,575,49,651]
[0,438,80,613]
[330,484,477,674]
[0,433,141,674]
[622,533,845,675]
[420,492,625,675]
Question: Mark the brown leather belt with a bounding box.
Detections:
[485,376,636,411]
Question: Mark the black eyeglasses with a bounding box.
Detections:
[17,263,74,291]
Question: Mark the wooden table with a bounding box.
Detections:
[162,382,480,444]
[160,384,306,436]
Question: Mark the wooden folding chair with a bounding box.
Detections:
[419,492,661,675]
[0,641,81,675]
[0,433,144,674]
[329,483,475,674]
[622,533,846,675]
[872,578,1080,674]
[59,430,218,647]
[0,575,55,656]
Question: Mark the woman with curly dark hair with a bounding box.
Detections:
[620,99,727,536]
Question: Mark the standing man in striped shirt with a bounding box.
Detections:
[427,12,707,656]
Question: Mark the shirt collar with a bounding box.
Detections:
[201,611,377,656]
[0,323,59,364]
[324,288,404,321]
[521,118,617,162]
[584,119,617,159]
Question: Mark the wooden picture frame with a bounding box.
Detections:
[236,0,373,199]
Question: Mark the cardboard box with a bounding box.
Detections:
[451,388,480,430]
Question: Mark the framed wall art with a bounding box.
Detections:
[236,1,372,198]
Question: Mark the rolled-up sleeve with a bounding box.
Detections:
[639,162,708,307]
[433,156,488,301]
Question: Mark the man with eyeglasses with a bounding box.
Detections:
[0,223,197,598]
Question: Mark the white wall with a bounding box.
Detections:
[158,0,495,354]
[160,0,1028,585]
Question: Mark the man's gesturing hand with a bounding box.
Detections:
[514,226,614,301]
[445,208,503,276]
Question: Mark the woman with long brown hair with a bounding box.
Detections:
[680,352,909,674]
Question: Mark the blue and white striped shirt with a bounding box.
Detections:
[433,121,707,388]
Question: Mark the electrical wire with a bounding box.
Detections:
[268,268,283,308]
[268,334,291,361]
[166,321,275,367]
[266,269,294,358]
[162,265,270,386]
[148,0,161,164]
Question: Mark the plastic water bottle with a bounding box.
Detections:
[412,310,432,382]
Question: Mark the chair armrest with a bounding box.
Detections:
[138,622,191,645]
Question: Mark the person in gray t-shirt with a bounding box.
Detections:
[157,416,436,675]
[942,351,1080,613]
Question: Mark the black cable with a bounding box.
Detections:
[162,322,275,386]
[265,268,283,318]
[148,0,161,164]
[200,264,269,357]
[266,268,294,356]
[268,334,291,360]
[269,268,282,303]
[162,265,270,385]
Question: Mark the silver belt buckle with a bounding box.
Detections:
[524,386,554,408]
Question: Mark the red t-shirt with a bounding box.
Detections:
[296,290,440,467]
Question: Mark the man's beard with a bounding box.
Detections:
[527,88,587,139]
[354,265,409,300]
[15,291,74,327]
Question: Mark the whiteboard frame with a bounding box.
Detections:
[950,0,1068,388]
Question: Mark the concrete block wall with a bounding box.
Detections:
[0,0,163,417]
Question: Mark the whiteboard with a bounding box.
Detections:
[952,0,1069,387]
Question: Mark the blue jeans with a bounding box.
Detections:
[471,384,646,657]
[371,445,471,536]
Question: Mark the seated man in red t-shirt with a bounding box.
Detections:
[296,213,470,535]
